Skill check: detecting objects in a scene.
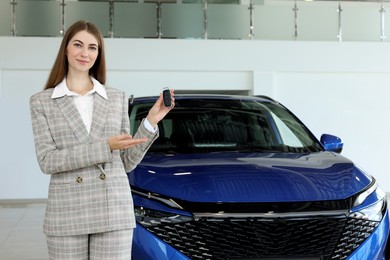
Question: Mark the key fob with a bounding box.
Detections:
[162,87,172,107]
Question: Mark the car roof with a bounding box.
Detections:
[130,94,277,104]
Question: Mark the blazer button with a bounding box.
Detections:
[99,173,106,180]
[76,176,83,183]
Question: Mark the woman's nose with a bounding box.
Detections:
[80,48,88,57]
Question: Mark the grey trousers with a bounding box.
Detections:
[46,229,133,260]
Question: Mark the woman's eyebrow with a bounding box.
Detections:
[71,39,98,47]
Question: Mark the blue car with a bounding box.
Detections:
[128,94,389,260]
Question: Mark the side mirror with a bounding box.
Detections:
[320,134,343,153]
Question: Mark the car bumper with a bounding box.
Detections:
[132,224,189,260]
[132,209,390,260]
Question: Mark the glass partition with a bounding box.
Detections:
[161,3,204,39]
[66,1,110,37]
[208,4,250,39]
[385,3,390,41]
[114,2,157,38]
[15,0,61,36]
[297,4,339,41]
[1,0,390,41]
[342,5,381,41]
[253,5,294,41]
[0,1,12,36]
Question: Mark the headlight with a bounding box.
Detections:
[352,180,378,208]
[350,183,387,222]
[350,197,387,222]
[135,206,193,227]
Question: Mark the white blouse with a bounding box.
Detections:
[51,77,155,133]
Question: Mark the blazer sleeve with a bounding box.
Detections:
[120,93,159,173]
[29,93,113,175]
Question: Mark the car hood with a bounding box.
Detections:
[129,152,372,203]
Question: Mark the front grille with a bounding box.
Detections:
[145,215,379,260]
[330,217,379,259]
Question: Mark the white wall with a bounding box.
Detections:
[1,37,390,199]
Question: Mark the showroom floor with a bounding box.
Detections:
[0,202,48,260]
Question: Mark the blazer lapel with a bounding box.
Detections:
[89,93,108,141]
[55,95,91,144]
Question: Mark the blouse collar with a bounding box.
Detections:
[51,77,107,100]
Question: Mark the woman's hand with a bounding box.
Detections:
[108,134,147,151]
[146,89,175,129]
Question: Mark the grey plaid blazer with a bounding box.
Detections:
[30,86,158,236]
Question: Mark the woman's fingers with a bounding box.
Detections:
[109,134,147,150]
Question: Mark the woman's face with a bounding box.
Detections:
[66,30,99,74]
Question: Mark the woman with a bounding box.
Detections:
[29,20,174,259]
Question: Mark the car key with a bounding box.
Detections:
[162,87,172,107]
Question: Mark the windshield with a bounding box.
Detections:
[129,98,323,154]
